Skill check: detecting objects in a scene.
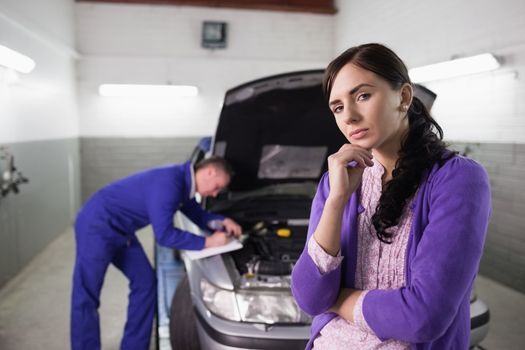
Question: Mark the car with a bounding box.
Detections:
[155,70,490,350]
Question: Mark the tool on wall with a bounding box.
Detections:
[0,146,29,197]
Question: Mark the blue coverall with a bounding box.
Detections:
[71,161,224,350]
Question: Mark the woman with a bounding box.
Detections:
[291,43,491,349]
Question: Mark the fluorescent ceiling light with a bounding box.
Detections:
[98,84,198,97]
[409,53,500,83]
[0,44,36,73]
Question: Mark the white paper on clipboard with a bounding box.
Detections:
[183,239,243,260]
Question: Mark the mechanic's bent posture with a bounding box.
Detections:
[71,156,241,350]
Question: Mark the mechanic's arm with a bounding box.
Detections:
[180,199,242,236]
[179,198,224,230]
[145,181,206,250]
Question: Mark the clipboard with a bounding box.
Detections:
[183,239,243,260]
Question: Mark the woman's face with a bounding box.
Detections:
[328,63,410,152]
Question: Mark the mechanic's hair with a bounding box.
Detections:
[323,43,454,243]
[195,156,234,178]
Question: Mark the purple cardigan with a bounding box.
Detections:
[291,155,491,350]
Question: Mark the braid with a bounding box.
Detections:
[371,96,454,243]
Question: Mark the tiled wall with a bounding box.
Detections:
[0,138,81,287]
[450,142,525,293]
[80,137,201,202]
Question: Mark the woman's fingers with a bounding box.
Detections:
[357,153,374,168]
[331,145,373,168]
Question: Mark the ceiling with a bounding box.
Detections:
[76,0,337,14]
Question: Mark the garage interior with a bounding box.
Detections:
[1,0,524,349]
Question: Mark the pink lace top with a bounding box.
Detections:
[308,160,413,349]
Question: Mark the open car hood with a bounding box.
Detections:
[212,70,347,192]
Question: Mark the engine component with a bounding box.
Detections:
[0,147,29,198]
[276,228,291,238]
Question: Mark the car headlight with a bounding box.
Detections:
[236,291,309,324]
[200,278,310,324]
[200,278,241,321]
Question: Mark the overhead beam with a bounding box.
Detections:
[77,0,337,14]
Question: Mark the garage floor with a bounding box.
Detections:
[0,227,524,350]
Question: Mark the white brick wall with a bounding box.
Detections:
[0,0,78,143]
[76,2,334,137]
[334,0,525,143]
[1,0,75,49]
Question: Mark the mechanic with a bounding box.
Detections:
[71,156,242,350]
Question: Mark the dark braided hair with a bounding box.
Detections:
[323,43,454,243]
